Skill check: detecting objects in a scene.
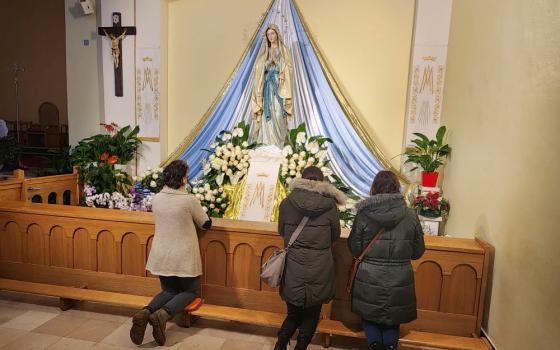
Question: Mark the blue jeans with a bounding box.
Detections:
[147,276,200,316]
[362,319,400,347]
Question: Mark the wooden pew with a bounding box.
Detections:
[0,201,493,349]
[0,169,78,205]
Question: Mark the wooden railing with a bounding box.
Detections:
[0,169,78,205]
[0,201,493,340]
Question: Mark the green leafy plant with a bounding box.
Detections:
[70,123,140,196]
[0,136,20,168]
[38,147,73,176]
[404,126,451,172]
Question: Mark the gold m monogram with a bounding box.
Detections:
[420,65,434,95]
[250,182,265,208]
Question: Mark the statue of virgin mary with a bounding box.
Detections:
[250,24,293,149]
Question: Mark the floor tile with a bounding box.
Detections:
[34,314,89,337]
[0,310,59,331]
[0,331,60,350]
[46,337,96,350]
[65,319,122,343]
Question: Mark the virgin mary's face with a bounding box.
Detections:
[266,28,278,44]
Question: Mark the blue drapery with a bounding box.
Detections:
[176,0,385,196]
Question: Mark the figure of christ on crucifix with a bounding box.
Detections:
[98,13,136,97]
[104,28,127,69]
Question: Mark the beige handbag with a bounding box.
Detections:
[260,216,309,288]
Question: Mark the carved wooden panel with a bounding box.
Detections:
[0,222,23,262]
[97,231,118,273]
[204,240,227,286]
[49,226,72,268]
[231,243,259,290]
[26,224,47,265]
[122,233,143,276]
[415,261,443,311]
[441,264,478,315]
[73,228,96,271]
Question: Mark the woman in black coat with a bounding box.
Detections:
[348,171,425,350]
[274,166,345,350]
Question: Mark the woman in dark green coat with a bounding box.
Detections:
[274,166,345,350]
[348,171,425,350]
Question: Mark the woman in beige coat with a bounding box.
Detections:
[130,160,211,346]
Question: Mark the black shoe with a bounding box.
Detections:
[149,308,171,346]
[130,308,150,345]
[385,345,397,350]
[273,340,289,350]
[368,342,383,350]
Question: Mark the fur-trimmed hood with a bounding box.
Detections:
[355,193,407,228]
[287,178,346,218]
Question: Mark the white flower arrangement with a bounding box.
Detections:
[193,121,255,217]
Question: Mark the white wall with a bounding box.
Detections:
[441,0,560,348]
[65,0,102,146]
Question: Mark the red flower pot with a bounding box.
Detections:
[421,171,439,187]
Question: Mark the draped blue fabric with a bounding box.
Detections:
[179,0,385,196]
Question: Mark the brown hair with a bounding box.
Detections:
[163,160,189,189]
[370,170,400,195]
[301,166,324,182]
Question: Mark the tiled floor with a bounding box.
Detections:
[0,291,365,349]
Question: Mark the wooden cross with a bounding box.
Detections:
[98,13,136,97]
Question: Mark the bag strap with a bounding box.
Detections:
[355,227,385,263]
[287,216,309,248]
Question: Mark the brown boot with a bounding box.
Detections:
[130,308,150,345]
[149,308,171,346]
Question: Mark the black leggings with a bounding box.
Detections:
[278,302,322,348]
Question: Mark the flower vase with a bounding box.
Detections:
[421,171,439,187]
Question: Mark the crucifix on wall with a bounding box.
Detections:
[98,13,136,97]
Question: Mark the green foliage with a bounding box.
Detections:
[404,126,452,172]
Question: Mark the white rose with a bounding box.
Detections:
[192,188,198,194]
[227,142,233,149]
[157,167,163,172]
[204,183,211,191]
[316,150,328,162]
[295,172,302,178]
[242,141,249,147]
[281,170,288,176]
[218,187,224,193]
[292,153,299,160]
[221,203,227,208]
[213,189,218,195]
[289,170,296,176]
[226,169,233,176]
[236,163,244,170]
[306,141,320,154]
[299,151,306,158]
[152,173,159,179]
[132,176,138,182]
[210,154,216,160]
[288,163,296,170]
[286,177,293,184]
[282,145,294,157]
[210,203,215,209]
[282,165,288,172]
[205,194,212,201]
[298,160,306,168]
[232,128,244,138]
[150,181,157,188]
[221,165,228,171]
[296,132,306,144]
[196,193,204,200]
[321,167,333,177]
[221,133,232,141]
[202,206,208,212]
[213,208,220,213]
[307,157,315,164]
[216,198,222,203]
[147,166,152,171]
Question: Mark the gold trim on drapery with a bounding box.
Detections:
[161,0,276,167]
[162,0,409,186]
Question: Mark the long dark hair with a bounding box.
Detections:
[163,160,189,189]
[370,170,400,195]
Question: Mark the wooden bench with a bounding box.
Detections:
[0,278,490,349]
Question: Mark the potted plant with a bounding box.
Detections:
[412,191,450,218]
[404,126,451,187]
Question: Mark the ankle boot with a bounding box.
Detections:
[129,308,150,345]
[149,308,171,346]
